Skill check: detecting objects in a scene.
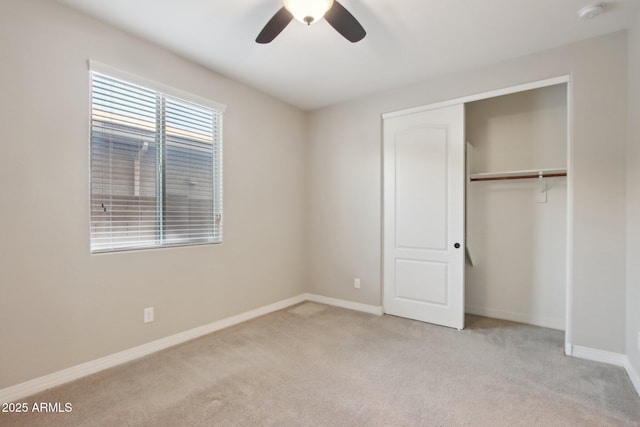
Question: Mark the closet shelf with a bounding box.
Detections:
[469,168,567,182]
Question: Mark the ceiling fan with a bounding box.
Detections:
[256,0,366,44]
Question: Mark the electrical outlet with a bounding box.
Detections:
[144,307,154,323]
[354,278,361,289]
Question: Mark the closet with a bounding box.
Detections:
[383,79,569,333]
[465,84,568,331]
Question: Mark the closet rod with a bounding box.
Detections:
[470,172,567,182]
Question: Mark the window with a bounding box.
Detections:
[89,65,223,253]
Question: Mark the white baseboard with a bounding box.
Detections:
[465,305,564,331]
[565,342,573,356]
[571,345,626,367]
[624,358,640,396]
[558,345,640,396]
[0,294,307,403]
[12,294,634,403]
[0,293,383,403]
[305,293,384,316]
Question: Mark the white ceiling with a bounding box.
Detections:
[58,0,640,110]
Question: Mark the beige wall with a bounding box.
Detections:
[465,86,567,330]
[0,0,307,389]
[627,10,640,376]
[307,32,628,353]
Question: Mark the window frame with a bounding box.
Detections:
[88,61,225,254]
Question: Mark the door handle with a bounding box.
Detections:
[454,243,461,249]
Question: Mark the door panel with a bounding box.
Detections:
[395,126,448,250]
[395,259,448,305]
[383,104,465,329]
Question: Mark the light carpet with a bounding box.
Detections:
[2,302,639,426]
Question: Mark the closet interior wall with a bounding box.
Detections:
[465,84,568,330]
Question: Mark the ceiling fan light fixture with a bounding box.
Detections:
[578,4,604,20]
[283,0,334,25]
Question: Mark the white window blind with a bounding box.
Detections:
[90,69,223,253]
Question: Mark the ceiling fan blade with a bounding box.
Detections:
[256,7,293,44]
[324,1,366,43]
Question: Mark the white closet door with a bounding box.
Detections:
[383,104,465,329]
